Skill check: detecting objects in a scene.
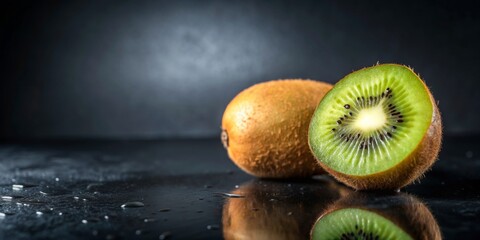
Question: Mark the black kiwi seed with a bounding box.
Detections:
[332,128,336,132]
[387,132,392,138]
[349,112,353,116]
[337,120,342,124]
[397,119,404,123]
[344,104,350,109]
[392,126,397,129]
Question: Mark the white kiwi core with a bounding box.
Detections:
[353,102,387,132]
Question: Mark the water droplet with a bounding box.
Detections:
[1,196,13,201]
[104,215,109,220]
[36,211,43,215]
[82,219,88,224]
[135,229,143,235]
[121,201,145,208]
[159,231,171,240]
[39,188,69,196]
[234,185,239,189]
[59,212,63,216]
[144,218,156,222]
[73,196,79,200]
[17,198,45,205]
[159,208,170,212]
[86,217,100,223]
[207,224,219,230]
[55,178,60,182]
[11,183,37,190]
[0,213,6,219]
[219,193,245,198]
[86,183,104,190]
[287,212,293,216]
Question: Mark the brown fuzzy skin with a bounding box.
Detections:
[312,192,442,240]
[222,79,332,178]
[311,65,443,190]
[223,179,351,240]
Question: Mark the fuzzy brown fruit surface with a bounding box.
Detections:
[222,80,332,178]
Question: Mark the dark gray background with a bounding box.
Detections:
[0,0,479,139]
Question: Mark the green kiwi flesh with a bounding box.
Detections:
[311,208,412,240]
[309,64,434,176]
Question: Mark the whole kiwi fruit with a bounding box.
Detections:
[311,192,442,240]
[308,64,442,190]
[222,79,332,178]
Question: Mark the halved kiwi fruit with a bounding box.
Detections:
[222,79,332,178]
[308,64,442,190]
[311,192,442,240]
[222,179,351,240]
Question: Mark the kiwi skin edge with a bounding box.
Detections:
[309,64,443,190]
[222,79,332,178]
[311,192,442,240]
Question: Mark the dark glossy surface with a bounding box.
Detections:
[0,136,479,239]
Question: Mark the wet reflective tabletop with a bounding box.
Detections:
[0,136,479,239]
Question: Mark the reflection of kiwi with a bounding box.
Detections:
[309,64,442,190]
[222,80,332,178]
[311,192,442,240]
[222,179,351,240]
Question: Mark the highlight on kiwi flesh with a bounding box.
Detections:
[222,178,351,240]
[311,192,442,240]
[222,79,333,178]
[308,64,442,190]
